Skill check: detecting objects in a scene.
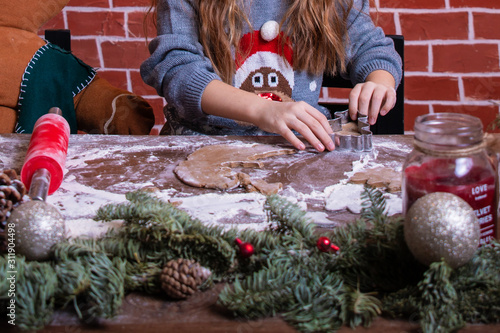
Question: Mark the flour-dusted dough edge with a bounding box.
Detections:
[174,143,296,192]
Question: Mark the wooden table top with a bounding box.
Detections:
[1,134,498,332]
[0,134,413,230]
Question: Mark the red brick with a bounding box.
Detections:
[400,13,468,41]
[113,0,151,6]
[371,12,396,35]
[404,104,430,131]
[101,40,150,69]
[405,45,429,72]
[67,11,125,36]
[130,71,157,96]
[463,76,500,101]
[405,76,460,101]
[379,0,445,9]
[450,0,500,9]
[433,44,500,73]
[97,70,129,91]
[433,105,499,132]
[39,12,65,33]
[326,87,351,100]
[474,13,500,40]
[72,39,100,67]
[67,0,109,7]
[128,11,156,39]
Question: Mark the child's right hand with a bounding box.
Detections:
[202,80,335,152]
[250,100,336,152]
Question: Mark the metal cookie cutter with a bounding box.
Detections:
[328,110,372,152]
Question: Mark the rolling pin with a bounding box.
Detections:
[10,107,69,261]
[21,107,70,199]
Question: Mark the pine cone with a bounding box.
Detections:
[160,258,211,299]
[0,169,28,253]
[0,169,28,230]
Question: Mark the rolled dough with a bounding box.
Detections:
[174,144,296,194]
[348,166,402,193]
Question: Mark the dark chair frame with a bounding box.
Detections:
[320,35,405,134]
[44,29,72,52]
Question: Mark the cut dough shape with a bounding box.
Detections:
[348,166,402,193]
[336,122,361,136]
[174,144,295,194]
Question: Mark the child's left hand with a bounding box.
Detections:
[348,70,397,125]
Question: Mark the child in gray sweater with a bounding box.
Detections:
[141,0,402,152]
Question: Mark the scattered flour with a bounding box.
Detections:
[325,183,402,215]
[22,137,408,238]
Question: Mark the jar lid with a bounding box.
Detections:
[414,113,484,148]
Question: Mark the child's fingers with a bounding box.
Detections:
[348,84,362,121]
[300,111,335,151]
[380,88,397,116]
[280,127,306,150]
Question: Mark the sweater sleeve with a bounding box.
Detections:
[140,0,220,120]
[344,0,403,87]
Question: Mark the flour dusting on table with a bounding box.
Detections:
[12,136,410,238]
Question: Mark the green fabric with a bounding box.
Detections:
[16,42,96,134]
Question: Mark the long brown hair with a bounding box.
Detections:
[146,0,354,84]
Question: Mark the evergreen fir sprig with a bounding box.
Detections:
[123,261,162,293]
[54,259,91,308]
[340,284,382,328]
[13,257,58,331]
[452,240,500,324]
[281,274,344,333]
[360,184,388,225]
[417,261,465,333]
[2,187,500,332]
[265,194,316,243]
[326,185,424,292]
[218,265,296,318]
[81,254,126,322]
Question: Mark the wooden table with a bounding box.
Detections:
[0,134,497,332]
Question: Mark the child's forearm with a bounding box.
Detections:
[201,80,268,125]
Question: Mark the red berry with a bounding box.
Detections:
[317,236,340,253]
[235,238,254,258]
[317,236,331,252]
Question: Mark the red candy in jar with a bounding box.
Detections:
[402,113,498,246]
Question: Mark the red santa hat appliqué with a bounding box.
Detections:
[234,20,294,90]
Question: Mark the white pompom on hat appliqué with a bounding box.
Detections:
[260,20,280,41]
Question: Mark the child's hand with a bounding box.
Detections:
[201,80,334,152]
[252,101,335,152]
[348,70,397,125]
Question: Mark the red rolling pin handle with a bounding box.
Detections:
[20,107,70,198]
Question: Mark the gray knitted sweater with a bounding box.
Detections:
[141,0,402,135]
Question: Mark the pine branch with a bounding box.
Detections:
[2,190,499,333]
[417,261,465,333]
[218,265,296,318]
[79,254,126,322]
[54,259,91,308]
[12,257,58,331]
[265,194,316,243]
[340,284,382,328]
[360,185,388,225]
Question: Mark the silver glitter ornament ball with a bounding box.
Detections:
[404,192,479,269]
[10,200,65,261]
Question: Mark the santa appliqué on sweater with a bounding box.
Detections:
[235,20,294,103]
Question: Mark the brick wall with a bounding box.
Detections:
[41,0,500,134]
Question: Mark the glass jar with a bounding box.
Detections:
[402,113,498,246]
